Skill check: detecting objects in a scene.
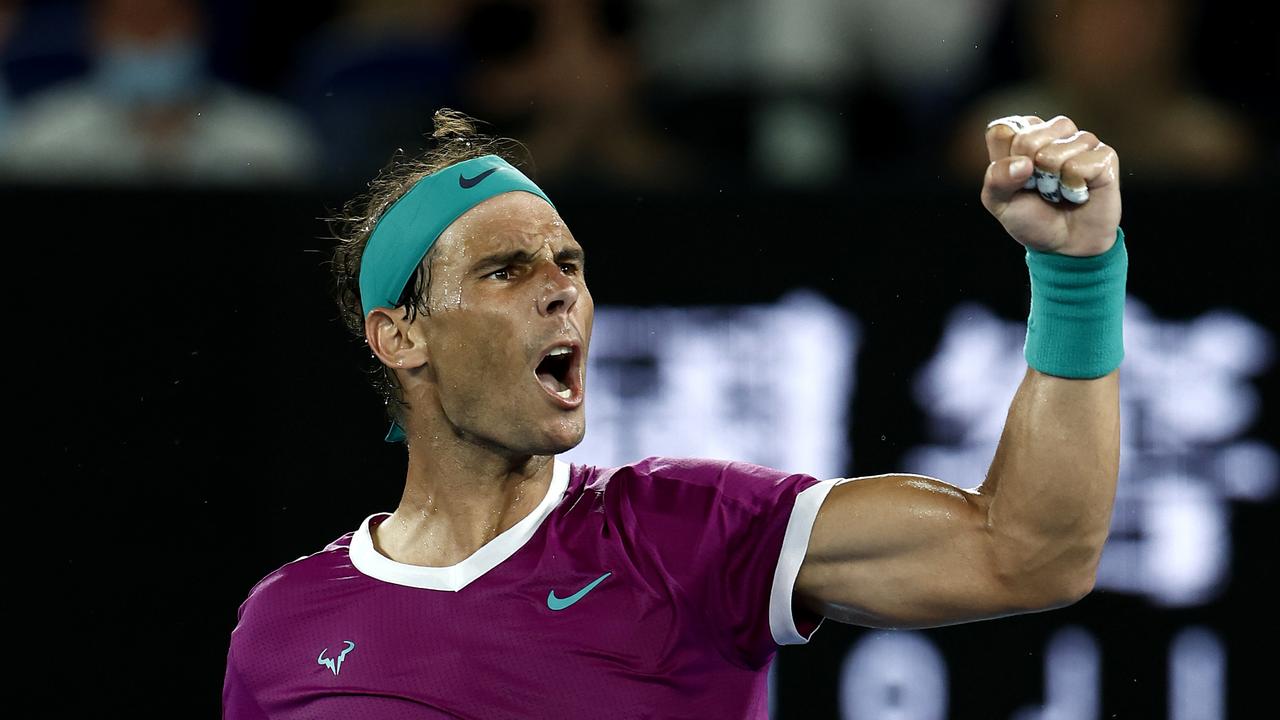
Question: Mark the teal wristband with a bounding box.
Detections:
[1024,227,1128,378]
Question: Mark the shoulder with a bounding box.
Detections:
[638,455,814,489]
[580,455,823,510]
[233,530,356,627]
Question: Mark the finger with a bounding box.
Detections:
[1060,143,1120,198]
[984,118,1018,163]
[1010,116,1081,202]
[1034,130,1100,174]
[1009,115,1079,159]
[984,114,1045,163]
[981,155,1036,211]
[1032,130,1100,204]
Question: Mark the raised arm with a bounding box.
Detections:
[794,115,1125,629]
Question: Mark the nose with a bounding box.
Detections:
[538,260,579,317]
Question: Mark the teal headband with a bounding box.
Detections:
[359,154,557,443]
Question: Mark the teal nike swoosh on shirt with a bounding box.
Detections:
[547,572,612,611]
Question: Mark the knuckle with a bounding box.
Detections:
[985,118,1019,142]
[988,115,1027,132]
[1012,133,1046,157]
[1052,130,1092,148]
[1050,114,1079,132]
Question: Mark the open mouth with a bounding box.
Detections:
[533,344,583,407]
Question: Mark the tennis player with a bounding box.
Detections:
[222,109,1125,718]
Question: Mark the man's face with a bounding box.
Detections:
[401,191,593,455]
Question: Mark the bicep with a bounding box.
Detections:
[793,474,1049,629]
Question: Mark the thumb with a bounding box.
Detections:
[982,155,1033,208]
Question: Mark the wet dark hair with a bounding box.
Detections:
[326,108,532,431]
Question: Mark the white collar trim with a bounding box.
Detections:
[349,458,570,591]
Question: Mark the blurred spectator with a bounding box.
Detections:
[439,0,1007,191]
[755,0,1004,185]
[631,0,1006,186]
[288,0,467,185]
[0,0,319,185]
[946,0,1258,183]
[457,0,701,192]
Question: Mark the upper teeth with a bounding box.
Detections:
[548,347,572,356]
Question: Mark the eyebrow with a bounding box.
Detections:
[472,246,586,272]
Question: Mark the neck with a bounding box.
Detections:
[372,424,555,568]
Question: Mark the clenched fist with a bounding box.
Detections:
[982,115,1122,257]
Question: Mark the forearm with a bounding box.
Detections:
[978,365,1120,600]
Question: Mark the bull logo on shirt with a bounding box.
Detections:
[317,640,356,676]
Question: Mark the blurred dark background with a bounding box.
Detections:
[2,0,1273,193]
[9,0,1275,717]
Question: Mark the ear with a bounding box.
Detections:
[365,307,431,372]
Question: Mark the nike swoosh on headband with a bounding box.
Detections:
[459,168,498,188]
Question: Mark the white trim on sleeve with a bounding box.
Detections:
[768,476,857,645]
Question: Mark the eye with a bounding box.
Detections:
[560,263,580,275]
[486,267,512,280]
